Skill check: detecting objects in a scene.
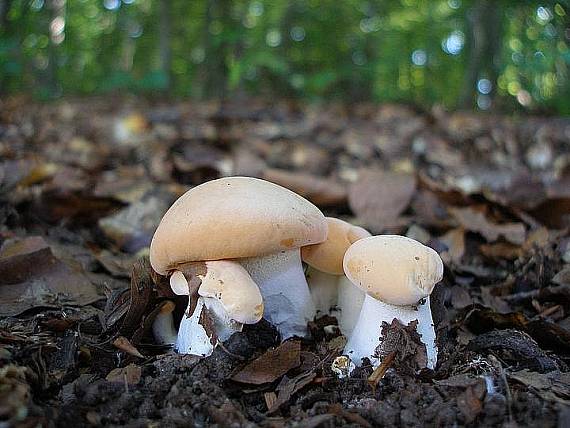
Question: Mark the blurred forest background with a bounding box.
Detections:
[0,0,569,114]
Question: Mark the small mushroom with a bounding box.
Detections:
[301,217,370,335]
[150,177,327,342]
[342,235,443,370]
[152,300,178,346]
[170,260,263,356]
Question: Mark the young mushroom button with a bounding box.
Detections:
[150,176,327,347]
[342,235,444,370]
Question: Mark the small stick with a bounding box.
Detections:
[367,351,396,393]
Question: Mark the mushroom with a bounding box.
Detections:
[301,217,370,335]
[152,300,178,346]
[169,260,263,356]
[342,235,443,370]
[150,176,327,342]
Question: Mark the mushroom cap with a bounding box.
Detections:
[301,217,370,275]
[198,260,264,325]
[150,177,327,275]
[343,235,443,305]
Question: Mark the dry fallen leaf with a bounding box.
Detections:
[231,340,301,385]
[349,169,416,232]
[106,364,142,385]
[262,168,347,206]
[0,236,101,316]
[267,370,316,414]
[450,206,526,245]
[112,336,145,358]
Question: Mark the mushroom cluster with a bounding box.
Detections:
[149,176,327,356]
[149,177,444,370]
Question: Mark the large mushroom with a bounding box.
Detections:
[150,176,327,348]
[301,217,370,336]
[342,235,443,370]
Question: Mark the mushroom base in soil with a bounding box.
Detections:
[169,260,263,356]
[343,295,437,369]
[307,269,365,337]
[240,249,315,339]
[340,235,444,374]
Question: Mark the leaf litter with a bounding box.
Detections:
[1,98,569,426]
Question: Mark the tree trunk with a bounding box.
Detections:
[459,0,503,109]
[159,0,172,93]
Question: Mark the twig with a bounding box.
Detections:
[367,351,397,393]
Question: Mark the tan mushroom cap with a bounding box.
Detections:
[343,235,443,306]
[301,217,371,275]
[150,176,327,275]
[198,260,264,324]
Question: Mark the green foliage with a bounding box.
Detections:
[0,0,568,113]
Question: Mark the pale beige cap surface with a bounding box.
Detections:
[343,235,443,305]
[198,260,264,324]
[301,217,370,275]
[150,177,327,275]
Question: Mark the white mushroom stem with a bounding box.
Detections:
[176,296,243,356]
[306,269,365,337]
[306,267,338,315]
[335,276,365,336]
[152,301,178,345]
[344,294,437,370]
[241,249,315,339]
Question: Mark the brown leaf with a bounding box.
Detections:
[0,236,101,316]
[118,258,154,339]
[98,192,173,253]
[480,242,524,260]
[232,340,301,385]
[105,364,141,385]
[112,336,144,358]
[267,370,316,414]
[450,206,526,245]
[349,169,416,232]
[262,168,347,207]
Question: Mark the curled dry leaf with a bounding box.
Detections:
[349,169,416,232]
[112,336,144,358]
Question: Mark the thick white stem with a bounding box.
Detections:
[335,276,365,337]
[344,295,437,370]
[175,296,243,356]
[176,298,214,357]
[306,267,338,316]
[241,249,315,339]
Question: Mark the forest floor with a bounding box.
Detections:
[0,96,569,427]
